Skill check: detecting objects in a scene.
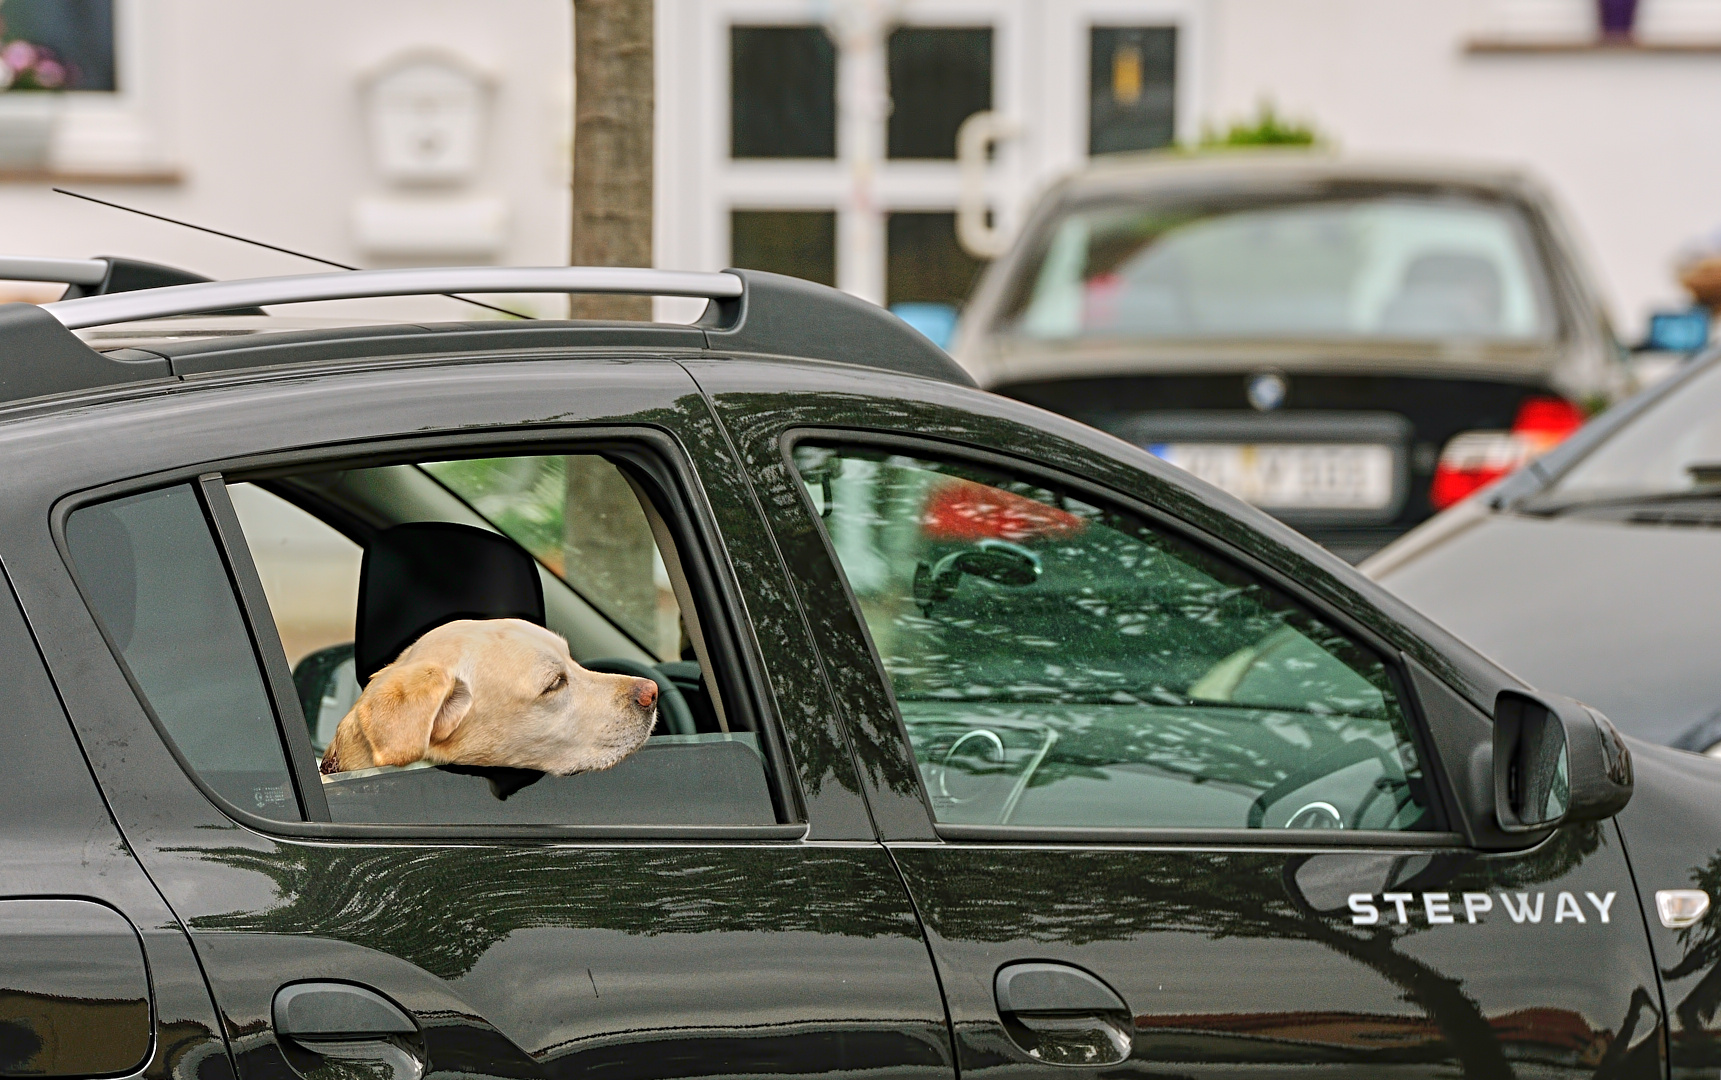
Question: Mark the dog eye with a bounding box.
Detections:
[542,673,568,696]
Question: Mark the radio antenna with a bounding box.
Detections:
[52,187,536,320]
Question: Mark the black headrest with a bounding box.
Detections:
[355,522,545,684]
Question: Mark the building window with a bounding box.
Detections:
[730,26,836,159]
[1089,26,1176,156]
[886,212,986,309]
[887,27,992,160]
[731,210,837,287]
[0,0,115,91]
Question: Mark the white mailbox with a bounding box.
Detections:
[365,52,491,186]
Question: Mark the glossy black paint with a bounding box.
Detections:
[1613,742,1721,1080]
[0,359,950,1080]
[997,372,1553,559]
[688,355,1666,1079]
[0,568,234,1080]
[0,329,1704,1080]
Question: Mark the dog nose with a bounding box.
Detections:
[632,679,658,711]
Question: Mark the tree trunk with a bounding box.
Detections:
[571,0,653,321]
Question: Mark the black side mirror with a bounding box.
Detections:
[1494,690,1632,832]
[914,540,1042,612]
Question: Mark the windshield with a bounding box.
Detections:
[992,192,1557,344]
[1549,360,1721,499]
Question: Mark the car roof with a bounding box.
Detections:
[0,266,973,411]
[1053,149,1539,202]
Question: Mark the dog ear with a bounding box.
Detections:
[354,661,474,767]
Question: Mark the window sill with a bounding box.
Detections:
[1466,37,1721,55]
[0,167,182,185]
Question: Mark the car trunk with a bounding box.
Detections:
[994,371,1553,562]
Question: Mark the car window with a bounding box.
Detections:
[66,485,302,821]
[1547,358,1721,499]
[68,451,777,828]
[423,456,683,660]
[795,444,1434,832]
[993,193,1555,344]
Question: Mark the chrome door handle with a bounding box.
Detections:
[994,962,1133,1066]
[273,982,424,1080]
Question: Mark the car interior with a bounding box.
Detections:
[224,451,778,827]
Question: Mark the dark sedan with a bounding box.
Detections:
[954,154,1625,561]
[1366,346,1721,750]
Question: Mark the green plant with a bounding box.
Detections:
[1198,101,1321,149]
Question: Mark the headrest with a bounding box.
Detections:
[355,522,545,684]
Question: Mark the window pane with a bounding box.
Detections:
[795,445,1432,832]
[731,26,836,159]
[996,196,1555,344]
[224,453,775,827]
[422,455,681,661]
[228,484,362,667]
[731,210,837,288]
[0,0,115,91]
[1089,26,1176,156]
[887,211,988,308]
[888,27,992,160]
[67,486,299,820]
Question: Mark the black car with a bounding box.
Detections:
[0,262,1706,1080]
[1365,343,1721,752]
[953,154,1624,561]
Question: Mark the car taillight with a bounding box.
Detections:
[921,480,1085,541]
[1429,396,1585,510]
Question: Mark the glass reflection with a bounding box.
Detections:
[794,445,1432,831]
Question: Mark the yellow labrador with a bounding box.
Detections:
[320,618,659,776]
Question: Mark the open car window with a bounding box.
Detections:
[66,450,779,829]
[795,444,1435,832]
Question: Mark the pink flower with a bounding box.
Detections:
[32,59,63,87]
[0,40,37,71]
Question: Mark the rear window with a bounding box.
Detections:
[992,192,1556,345]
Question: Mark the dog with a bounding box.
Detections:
[320,618,659,777]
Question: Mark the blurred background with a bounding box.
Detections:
[2,0,1720,336]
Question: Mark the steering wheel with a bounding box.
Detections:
[1247,739,1396,830]
[582,657,697,736]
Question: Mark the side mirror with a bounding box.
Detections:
[1494,690,1632,832]
[914,539,1041,612]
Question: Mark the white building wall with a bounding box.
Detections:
[0,0,573,320]
[1200,0,1721,338]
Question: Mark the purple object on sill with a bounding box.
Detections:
[1598,0,1639,39]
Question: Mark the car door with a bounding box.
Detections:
[691,357,1665,1080]
[5,355,953,1080]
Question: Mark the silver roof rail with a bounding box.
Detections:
[42,266,745,330]
[0,256,111,286]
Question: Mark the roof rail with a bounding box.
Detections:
[0,256,110,285]
[0,265,971,405]
[43,266,743,328]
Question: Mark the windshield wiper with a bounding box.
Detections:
[1520,482,1721,517]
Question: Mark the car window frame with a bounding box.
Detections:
[54,424,807,842]
[781,426,1464,848]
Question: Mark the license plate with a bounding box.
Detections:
[1148,442,1395,510]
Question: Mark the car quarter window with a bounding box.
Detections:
[66,450,778,829]
[794,443,1435,832]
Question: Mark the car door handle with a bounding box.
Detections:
[274,982,425,1080]
[274,981,417,1038]
[994,962,1133,1066]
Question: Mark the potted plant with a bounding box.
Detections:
[0,33,69,171]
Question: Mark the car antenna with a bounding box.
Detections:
[51,187,536,320]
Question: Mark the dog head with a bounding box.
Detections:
[322,618,659,775]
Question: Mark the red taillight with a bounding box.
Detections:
[1429,396,1585,510]
[921,480,1085,542]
